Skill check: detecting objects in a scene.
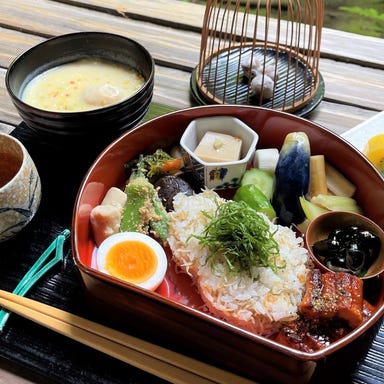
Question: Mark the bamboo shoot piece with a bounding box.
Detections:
[325,162,356,197]
[309,155,328,198]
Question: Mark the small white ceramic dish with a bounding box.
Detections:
[180,115,258,189]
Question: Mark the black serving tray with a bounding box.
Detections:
[1,105,384,384]
[0,120,170,384]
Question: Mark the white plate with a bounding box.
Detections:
[342,111,384,152]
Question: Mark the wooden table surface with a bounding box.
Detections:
[1,0,384,136]
[0,1,383,383]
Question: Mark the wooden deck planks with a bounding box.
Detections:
[0,0,382,135]
[52,0,384,69]
[0,0,201,70]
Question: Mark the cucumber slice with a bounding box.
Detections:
[240,168,274,200]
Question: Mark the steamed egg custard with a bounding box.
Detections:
[21,58,144,112]
[97,232,167,291]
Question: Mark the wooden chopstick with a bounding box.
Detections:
[0,290,255,384]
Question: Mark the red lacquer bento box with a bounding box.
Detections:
[72,105,384,383]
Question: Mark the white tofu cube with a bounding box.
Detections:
[194,131,242,163]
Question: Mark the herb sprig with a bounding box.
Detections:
[194,200,282,276]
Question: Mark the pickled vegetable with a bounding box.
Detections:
[311,194,363,214]
[299,196,328,221]
[234,184,276,220]
[240,168,274,200]
[253,148,279,174]
[272,132,310,226]
[309,155,328,198]
[324,162,356,197]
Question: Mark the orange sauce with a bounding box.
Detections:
[105,240,158,283]
[0,153,21,188]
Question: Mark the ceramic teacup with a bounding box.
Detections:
[0,133,41,242]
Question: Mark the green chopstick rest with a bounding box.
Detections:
[0,229,70,332]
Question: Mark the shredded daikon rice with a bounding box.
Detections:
[167,189,311,336]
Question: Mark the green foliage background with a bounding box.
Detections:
[181,1,384,38]
[335,2,384,37]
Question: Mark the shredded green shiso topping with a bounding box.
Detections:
[194,200,282,276]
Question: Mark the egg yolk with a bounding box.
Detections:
[105,240,158,283]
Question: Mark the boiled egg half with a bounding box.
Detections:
[96,232,167,291]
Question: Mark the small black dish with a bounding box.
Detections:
[5,32,155,141]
